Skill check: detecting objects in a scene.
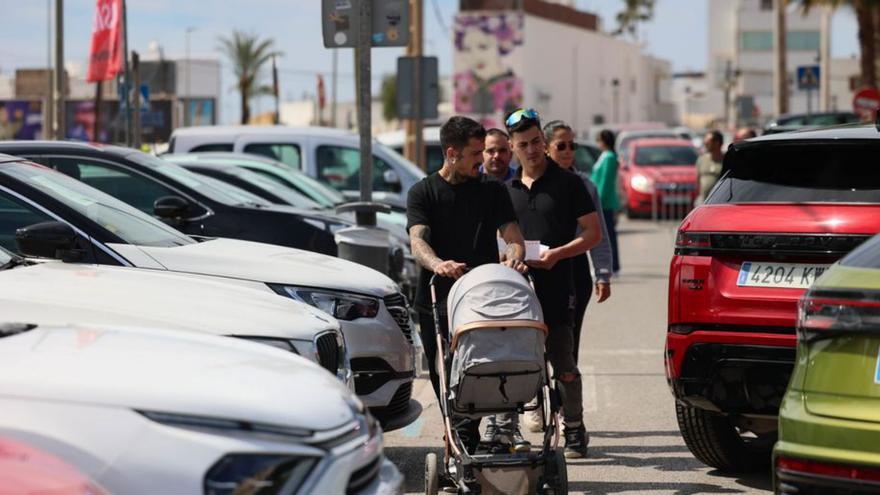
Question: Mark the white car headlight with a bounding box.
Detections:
[271,286,379,321]
[204,454,317,495]
[630,175,653,193]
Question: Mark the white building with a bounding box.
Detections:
[453,0,675,135]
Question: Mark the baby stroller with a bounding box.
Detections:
[425,264,567,495]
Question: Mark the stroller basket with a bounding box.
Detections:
[445,264,548,419]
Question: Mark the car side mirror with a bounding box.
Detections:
[15,221,84,262]
[154,196,190,219]
[382,170,402,193]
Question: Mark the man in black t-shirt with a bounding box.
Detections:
[505,108,603,459]
[407,116,528,454]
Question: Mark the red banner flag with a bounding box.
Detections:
[86,0,123,82]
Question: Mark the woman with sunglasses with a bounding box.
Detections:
[543,121,613,358]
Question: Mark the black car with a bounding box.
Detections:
[763,111,862,135]
[0,141,348,256]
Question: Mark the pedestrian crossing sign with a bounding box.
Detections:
[797,66,820,90]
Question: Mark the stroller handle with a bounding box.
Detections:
[428,264,535,302]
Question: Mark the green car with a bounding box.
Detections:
[775,233,880,494]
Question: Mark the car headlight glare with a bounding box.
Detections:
[631,175,653,193]
[273,286,379,320]
[204,454,316,495]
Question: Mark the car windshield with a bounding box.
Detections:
[248,164,345,207]
[230,168,321,208]
[634,146,698,166]
[195,174,273,207]
[378,143,427,182]
[706,144,880,204]
[5,161,194,247]
[126,152,252,207]
[841,233,880,269]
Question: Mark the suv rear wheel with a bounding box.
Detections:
[675,402,774,472]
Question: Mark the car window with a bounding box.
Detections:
[573,144,599,174]
[706,144,880,204]
[4,162,193,247]
[194,174,272,207]
[51,157,178,214]
[234,170,319,208]
[0,190,54,252]
[634,146,698,166]
[315,145,398,192]
[243,143,302,169]
[840,234,880,269]
[426,145,444,174]
[191,143,234,152]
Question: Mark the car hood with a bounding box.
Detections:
[0,262,338,340]
[0,325,355,430]
[109,238,399,297]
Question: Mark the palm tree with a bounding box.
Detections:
[798,0,880,88]
[613,0,656,39]
[217,31,281,124]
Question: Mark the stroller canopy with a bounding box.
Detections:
[447,264,544,334]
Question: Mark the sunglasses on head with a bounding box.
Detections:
[505,108,540,128]
[554,141,578,152]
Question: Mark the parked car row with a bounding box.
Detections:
[0,138,431,493]
[665,123,880,493]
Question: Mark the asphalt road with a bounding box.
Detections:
[385,219,774,495]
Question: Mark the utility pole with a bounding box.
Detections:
[356,0,373,208]
[185,27,196,127]
[45,0,54,139]
[272,55,280,124]
[132,51,141,149]
[404,0,424,170]
[819,5,831,112]
[330,49,338,127]
[774,0,789,116]
[122,0,132,146]
[54,0,66,140]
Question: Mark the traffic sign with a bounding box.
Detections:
[853,87,880,121]
[396,56,439,120]
[322,0,409,48]
[797,65,820,90]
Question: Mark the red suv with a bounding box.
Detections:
[620,138,698,218]
[666,125,880,472]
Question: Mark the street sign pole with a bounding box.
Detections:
[355,0,372,212]
[807,86,813,117]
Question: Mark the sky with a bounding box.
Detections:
[0,0,860,124]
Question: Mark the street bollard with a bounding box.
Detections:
[335,202,393,276]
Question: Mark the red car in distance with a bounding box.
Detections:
[620,138,698,218]
[0,436,106,494]
[666,125,880,472]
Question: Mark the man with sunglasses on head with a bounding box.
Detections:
[407,115,530,455]
[504,108,603,459]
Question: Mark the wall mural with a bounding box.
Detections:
[453,12,524,128]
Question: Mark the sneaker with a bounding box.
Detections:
[522,403,544,433]
[563,426,589,459]
[481,422,498,444]
[512,427,531,453]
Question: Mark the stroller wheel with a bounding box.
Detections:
[425,452,439,495]
[540,448,568,495]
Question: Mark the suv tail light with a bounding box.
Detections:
[777,456,880,484]
[675,232,711,255]
[798,290,880,340]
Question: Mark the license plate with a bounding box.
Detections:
[662,194,691,205]
[736,262,830,289]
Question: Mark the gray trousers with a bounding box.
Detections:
[546,317,584,428]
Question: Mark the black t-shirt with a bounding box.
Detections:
[507,159,595,323]
[406,173,517,313]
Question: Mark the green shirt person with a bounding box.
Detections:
[590,146,620,212]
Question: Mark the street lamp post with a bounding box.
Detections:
[185,26,197,127]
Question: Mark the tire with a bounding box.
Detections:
[539,448,568,495]
[552,448,568,495]
[675,402,773,473]
[425,452,439,495]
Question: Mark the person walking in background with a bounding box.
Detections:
[406,115,530,455]
[695,130,725,205]
[590,130,621,275]
[544,120,613,355]
[480,128,515,182]
[505,108,602,458]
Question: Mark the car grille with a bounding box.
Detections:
[656,182,696,191]
[346,456,382,494]
[371,381,413,421]
[351,357,396,395]
[315,332,341,375]
[383,293,414,344]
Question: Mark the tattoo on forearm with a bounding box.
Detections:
[410,225,443,271]
[505,242,523,262]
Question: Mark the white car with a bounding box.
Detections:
[0,154,419,429]
[167,125,426,210]
[0,247,350,384]
[0,322,403,494]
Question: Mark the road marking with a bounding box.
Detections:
[403,417,426,438]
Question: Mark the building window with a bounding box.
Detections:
[739,30,821,52]
[760,0,773,11]
[740,31,773,51]
[787,31,820,51]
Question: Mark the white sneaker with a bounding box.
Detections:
[522,402,544,433]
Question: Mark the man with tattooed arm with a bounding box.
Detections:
[407,115,529,454]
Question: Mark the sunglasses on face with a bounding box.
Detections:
[505,108,540,128]
[554,141,578,152]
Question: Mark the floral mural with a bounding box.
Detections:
[453,12,524,127]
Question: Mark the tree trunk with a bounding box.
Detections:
[856,3,877,88]
[240,85,250,125]
[873,6,880,86]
